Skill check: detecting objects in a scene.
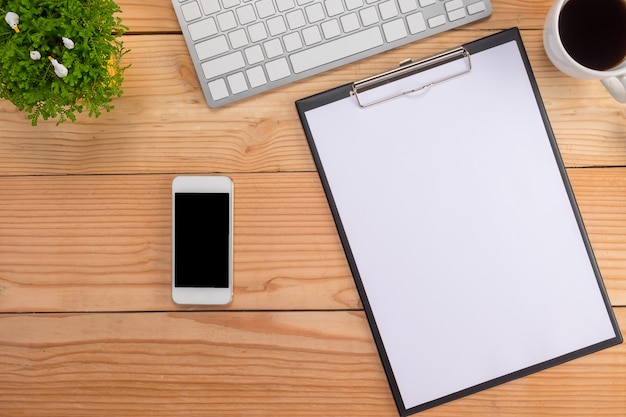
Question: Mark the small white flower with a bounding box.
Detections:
[48,56,69,78]
[4,12,20,32]
[30,50,42,60]
[62,37,75,49]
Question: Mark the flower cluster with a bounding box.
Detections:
[0,0,129,125]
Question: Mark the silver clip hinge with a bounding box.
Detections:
[351,47,472,108]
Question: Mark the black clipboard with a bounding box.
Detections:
[296,28,622,416]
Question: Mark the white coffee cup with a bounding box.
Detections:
[543,0,626,103]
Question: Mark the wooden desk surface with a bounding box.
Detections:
[1,0,625,415]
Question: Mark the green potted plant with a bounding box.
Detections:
[1,0,129,125]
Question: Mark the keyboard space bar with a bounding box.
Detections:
[289,27,384,74]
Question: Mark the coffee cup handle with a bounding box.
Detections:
[601,75,626,103]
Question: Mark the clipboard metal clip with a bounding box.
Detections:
[351,47,472,108]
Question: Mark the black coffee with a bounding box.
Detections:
[558,0,626,71]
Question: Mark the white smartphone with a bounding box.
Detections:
[172,176,234,305]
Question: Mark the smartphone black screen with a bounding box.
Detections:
[174,192,230,288]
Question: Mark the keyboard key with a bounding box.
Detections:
[200,0,221,14]
[290,26,383,73]
[227,72,248,93]
[256,0,276,18]
[419,0,436,6]
[448,7,466,21]
[360,7,379,26]
[283,32,304,51]
[229,28,249,48]
[223,0,241,8]
[276,0,296,11]
[266,58,291,81]
[264,38,284,57]
[267,16,288,35]
[181,1,202,21]
[188,18,218,40]
[428,14,446,28]
[195,35,229,60]
[406,11,426,33]
[201,51,245,79]
[305,3,326,23]
[248,22,268,41]
[246,66,267,87]
[325,0,345,16]
[345,0,364,10]
[245,45,264,64]
[340,13,360,32]
[468,1,486,14]
[217,11,237,31]
[208,78,229,100]
[445,0,464,11]
[236,4,256,24]
[382,19,407,42]
[302,26,322,45]
[398,0,417,13]
[287,10,307,29]
[321,19,342,38]
[379,0,398,20]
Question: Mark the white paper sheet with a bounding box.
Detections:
[304,39,618,410]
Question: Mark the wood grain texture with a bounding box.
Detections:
[0,309,624,417]
[114,0,556,33]
[0,170,624,313]
[568,168,626,306]
[1,3,625,416]
[0,173,356,313]
[0,33,625,175]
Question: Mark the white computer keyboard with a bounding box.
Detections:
[172,0,492,107]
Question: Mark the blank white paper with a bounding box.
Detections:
[304,39,618,410]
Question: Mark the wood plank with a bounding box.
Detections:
[0,170,624,313]
[1,4,623,417]
[569,168,626,306]
[114,0,556,33]
[117,0,181,33]
[0,173,357,313]
[0,308,624,416]
[1,31,625,176]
